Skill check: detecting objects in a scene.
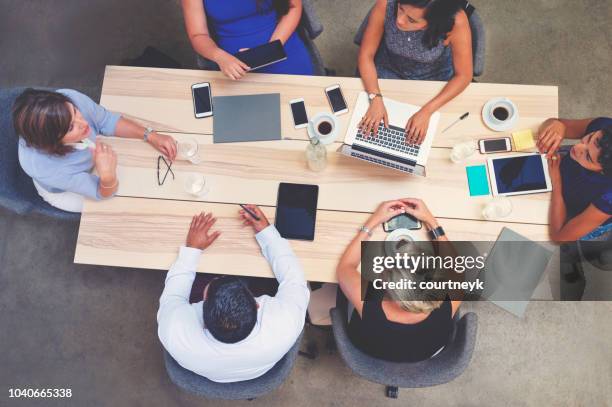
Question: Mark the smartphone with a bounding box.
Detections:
[479,137,512,154]
[234,40,287,71]
[325,84,348,116]
[191,82,213,118]
[275,183,319,241]
[383,213,422,232]
[290,98,308,129]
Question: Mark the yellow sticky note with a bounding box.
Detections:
[512,129,536,151]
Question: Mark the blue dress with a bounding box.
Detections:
[204,0,314,75]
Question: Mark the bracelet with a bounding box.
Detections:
[143,127,153,142]
[358,225,373,237]
[100,179,118,189]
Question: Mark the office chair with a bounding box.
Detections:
[0,87,80,221]
[163,331,303,400]
[330,289,478,398]
[353,1,486,77]
[196,0,327,76]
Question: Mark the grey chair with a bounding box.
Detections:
[0,87,80,221]
[196,0,326,76]
[330,290,478,398]
[163,331,303,400]
[353,2,486,77]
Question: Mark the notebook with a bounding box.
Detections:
[213,93,281,143]
[466,165,490,196]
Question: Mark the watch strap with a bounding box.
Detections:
[143,127,153,142]
[359,225,373,237]
[428,226,445,240]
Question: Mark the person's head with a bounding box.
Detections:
[202,276,258,344]
[395,0,463,48]
[12,89,91,156]
[570,126,612,175]
[383,240,444,314]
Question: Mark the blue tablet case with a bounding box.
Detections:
[213,93,281,143]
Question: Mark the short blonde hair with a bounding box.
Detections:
[383,239,445,314]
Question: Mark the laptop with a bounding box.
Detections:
[338,92,440,176]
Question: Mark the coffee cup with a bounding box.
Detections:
[307,112,338,145]
[482,97,519,132]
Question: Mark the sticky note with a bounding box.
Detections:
[466,165,490,196]
[512,129,536,151]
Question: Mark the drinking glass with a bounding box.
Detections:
[450,140,476,163]
[482,197,513,220]
[177,138,201,164]
[184,173,209,198]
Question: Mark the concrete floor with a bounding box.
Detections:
[1,0,611,406]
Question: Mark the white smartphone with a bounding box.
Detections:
[191,82,213,118]
[479,137,512,154]
[325,84,348,116]
[289,98,308,129]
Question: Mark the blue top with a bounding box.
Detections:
[204,0,314,75]
[560,117,612,230]
[18,89,121,200]
[374,0,454,81]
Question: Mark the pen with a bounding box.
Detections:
[442,112,470,133]
[239,204,261,221]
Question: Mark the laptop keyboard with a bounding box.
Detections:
[356,123,421,157]
[350,151,413,174]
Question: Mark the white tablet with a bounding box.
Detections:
[487,153,552,196]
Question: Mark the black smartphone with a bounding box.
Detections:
[383,213,422,232]
[324,84,348,115]
[234,40,287,71]
[191,82,213,118]
[275,183,319,241]
[290,98,308,128]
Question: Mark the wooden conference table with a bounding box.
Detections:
[74,66,558,283]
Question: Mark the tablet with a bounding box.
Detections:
[234,40,287,71]
[487,153,552,196]
[275,183,319,241]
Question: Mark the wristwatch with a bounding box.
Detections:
[143,127,153,142]
[428,225,446,240]
[358,225,373,237]
[368,92,382,101]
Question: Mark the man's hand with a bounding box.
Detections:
[239,204,270,233]
[400,198,437,229]
[365,200,408,229]
[186,212,221,250]
[148,132,177,161]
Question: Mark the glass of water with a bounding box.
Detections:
[184,173,209,198]
[450,140,476,163]
[482,197,513,220]
[177,138,201,164]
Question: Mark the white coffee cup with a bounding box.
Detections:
[307,112,338,145]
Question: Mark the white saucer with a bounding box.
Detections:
[482,97,519,132]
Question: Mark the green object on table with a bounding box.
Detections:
[466,165,490,196]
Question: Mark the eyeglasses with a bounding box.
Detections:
[157,155,175,186]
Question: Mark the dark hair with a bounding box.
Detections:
[12,89,74,156]
[203,276,257,344]
[597,126,612,176]
[397,0,463,48]
[256,0,290,17]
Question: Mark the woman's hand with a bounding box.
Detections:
[214,50,250,80]
[405,108,433,145]
[365,200,408,229]
[359,98,388,137]
[148,132,177,161]
[537,119,566,158]
[93,141,117,185]
[400,198,437,228]
[548,153,563,189]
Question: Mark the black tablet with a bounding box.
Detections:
[234,40,287,71]
[275,183,319,241]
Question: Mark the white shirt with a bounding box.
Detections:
[157,225,310,383]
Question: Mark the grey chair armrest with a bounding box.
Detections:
[301,0,323,39]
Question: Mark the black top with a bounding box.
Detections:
[347,286,454,362]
